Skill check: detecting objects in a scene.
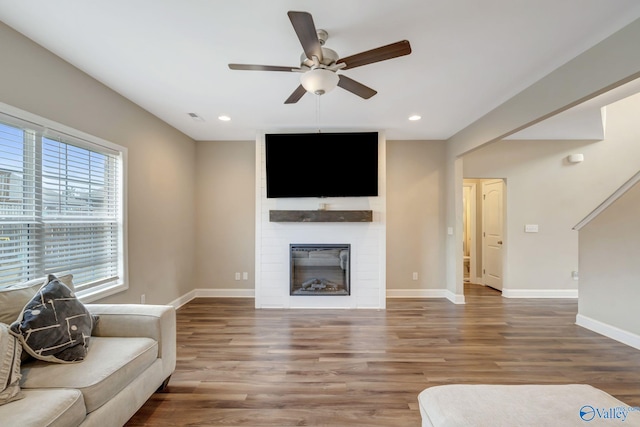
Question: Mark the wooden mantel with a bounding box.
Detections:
[269,210,373,223]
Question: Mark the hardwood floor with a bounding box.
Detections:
[126,284,640,426]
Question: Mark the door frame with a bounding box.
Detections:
[462,181,478,284]
[460,177,509,291]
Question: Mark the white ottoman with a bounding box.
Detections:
[418,384,640,426]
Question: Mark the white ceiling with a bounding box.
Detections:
[1,1,640,141]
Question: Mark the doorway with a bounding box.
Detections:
[462,182,476,283]
[463,178,506,292]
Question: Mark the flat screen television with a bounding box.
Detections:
[265,132,378,198]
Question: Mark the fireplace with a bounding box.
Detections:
[290,244,350,296]
[255,137,386,309]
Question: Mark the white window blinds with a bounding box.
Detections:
[0,113,124,296]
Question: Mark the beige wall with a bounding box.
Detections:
[195,141,255,290]
[386,140,447,290]
[444,19,640,297]
[0,22,196,305]
[4,15,640,307]
[0,17,449,302]
[578,181,640,336]
[463,91,640,292]
[195,139,448,296]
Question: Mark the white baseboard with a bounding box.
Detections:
[576,314,640,350]
[168,290,196,309]
[173,288,464,309]
[386,289,465,304]
[386,289,448,298]
[169,288,255,309]
[445,290,466,304]
[502,288,578,298]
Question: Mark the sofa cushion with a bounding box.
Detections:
[0,274,73,325]
[0,388,86,427]
[10,275,95,363]
[20,336,158,413]
[0,323,23,405]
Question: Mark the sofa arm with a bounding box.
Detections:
[86,304,176,379]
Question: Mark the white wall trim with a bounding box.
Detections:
[576,314,640,350]
[169,288,255,309]
[168,290,196,309]
[174,289,464,308]
[502,288,578,298]
[196,288,255,298]
[387,289,449,298]
[386,289,465,304]
[446,290,466,304]
[574,169,640,230]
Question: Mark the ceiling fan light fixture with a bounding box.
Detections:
[300,68,339,95]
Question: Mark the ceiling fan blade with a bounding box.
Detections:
[285,85,307,104]
[229,64,300,72]
[288,11,323,62]
[337,40,411,70]
[337,75,377,99]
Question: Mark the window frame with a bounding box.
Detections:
[0,102,128,302]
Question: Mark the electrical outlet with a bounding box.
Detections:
[242,272,248,280]
[140,294,146,304]
[571,271,579,280]
[412,272,418,280]
[235,272,241,280]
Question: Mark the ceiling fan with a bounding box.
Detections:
[228,11,412,104]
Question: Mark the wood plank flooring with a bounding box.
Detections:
[126,284,640,426]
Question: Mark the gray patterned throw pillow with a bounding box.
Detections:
[9,275,97,363]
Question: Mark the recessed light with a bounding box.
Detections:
[408,115,421,121]
[218,115,231,121]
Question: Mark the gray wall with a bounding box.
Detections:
[195,141,255,290]
[0,18,451,301]
[463,91,640,293]
[578,181,640,336]
[386,140,447,291]
[3,16,640,314]
[0,22,197,305]
[444,19,640,297]
[192,139,450,294]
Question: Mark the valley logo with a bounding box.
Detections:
[580,405,640,422]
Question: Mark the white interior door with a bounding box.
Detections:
[482,179,504,291]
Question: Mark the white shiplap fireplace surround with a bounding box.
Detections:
[254,133,386,309]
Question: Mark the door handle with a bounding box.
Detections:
[497,240,503,245]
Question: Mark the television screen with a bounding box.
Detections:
[265,132,378,198]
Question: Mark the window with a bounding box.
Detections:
[0,106,127,301]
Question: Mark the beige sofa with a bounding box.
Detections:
[1,303,176,427]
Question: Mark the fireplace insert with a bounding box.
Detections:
[290,244,350,296]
